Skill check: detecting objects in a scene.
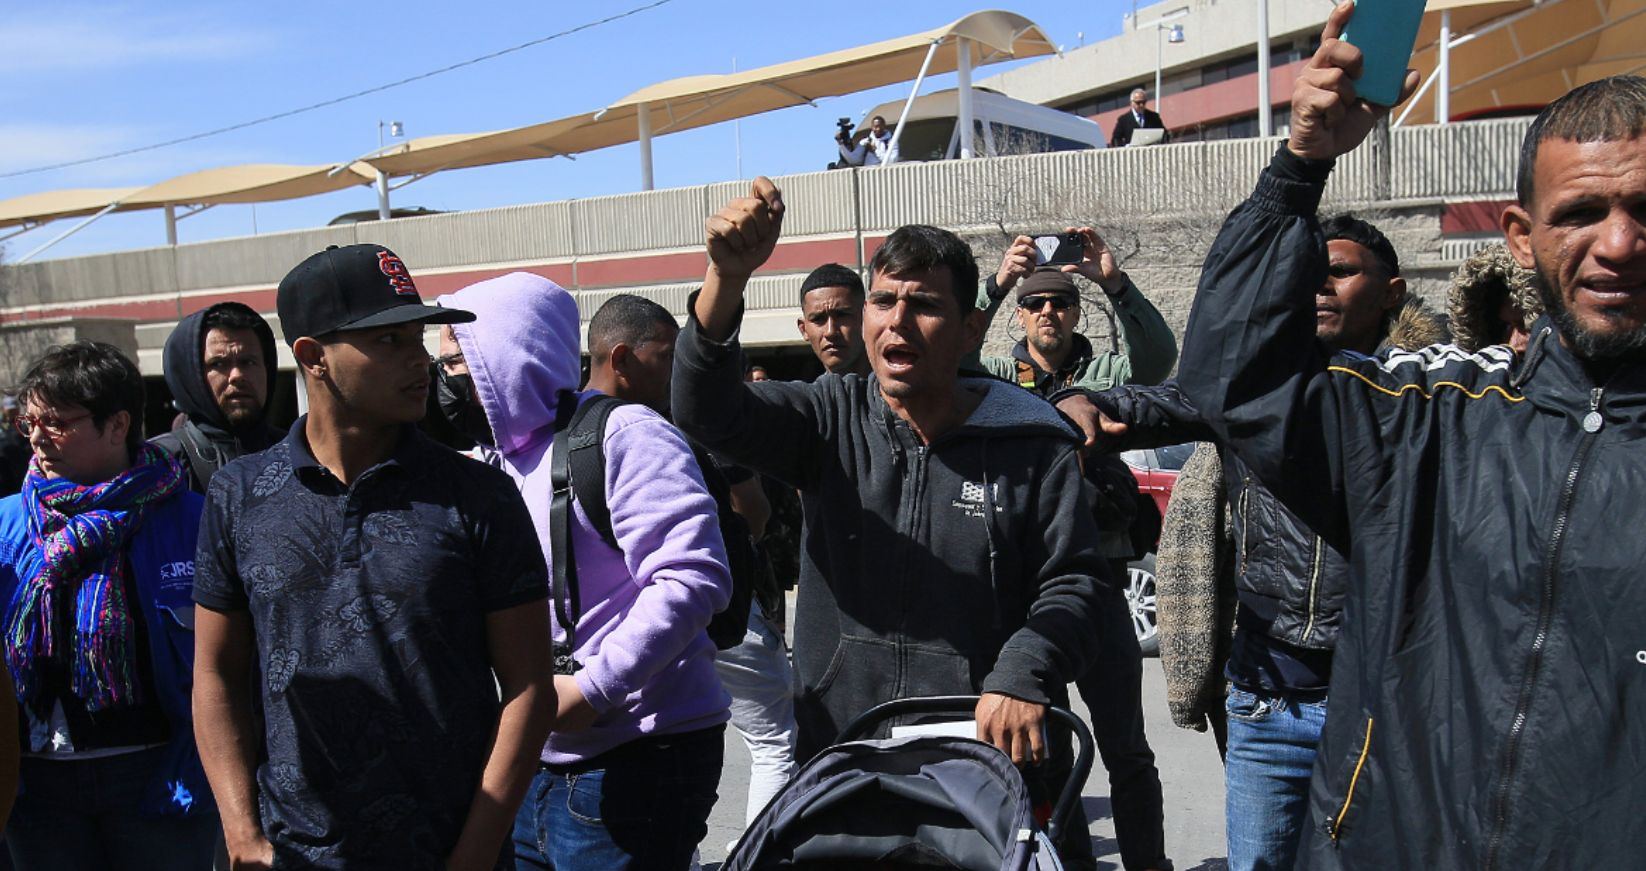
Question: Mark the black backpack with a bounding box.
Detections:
[1085,453,1161,561]
[551,393,754,653]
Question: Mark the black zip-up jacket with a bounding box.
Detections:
[674,296,1112,762]
[1096,380,1348,656]
[1177,145,1646,870]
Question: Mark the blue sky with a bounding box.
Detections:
[1,0,1137,261]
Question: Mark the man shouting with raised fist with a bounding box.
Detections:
[673,178,1117,870]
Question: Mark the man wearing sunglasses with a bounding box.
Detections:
[1110,89,1168,148]
[964,231,1179,871]
[968,229,1176,401]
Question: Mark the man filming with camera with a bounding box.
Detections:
[836,115,896,167]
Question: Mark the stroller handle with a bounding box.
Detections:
[834,695,1096,845]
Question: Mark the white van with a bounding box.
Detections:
[850,87,1107,163]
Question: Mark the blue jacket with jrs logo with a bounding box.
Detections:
[0,488,215,820]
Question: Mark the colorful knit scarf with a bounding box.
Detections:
[4,443,184,711]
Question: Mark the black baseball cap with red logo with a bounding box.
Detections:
[276,244,474,346]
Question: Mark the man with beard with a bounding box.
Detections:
[969,230,1176,395]
[1175,3,1646,866]
[966,234,1177,871]
[152,302,282,493]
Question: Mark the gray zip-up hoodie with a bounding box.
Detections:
[674,297,1114,760]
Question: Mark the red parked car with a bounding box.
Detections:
[1118,444,1197,656]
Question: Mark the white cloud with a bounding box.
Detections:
[0,8,263,75]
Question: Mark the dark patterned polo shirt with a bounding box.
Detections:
[195,419,548,869]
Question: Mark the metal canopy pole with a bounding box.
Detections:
[376,122,398,218]
[887,40,941,163]
[1258,0,1272,136]
[1155,27,1164,112]
[165,204,178,246]
[1439,9,1452,124]
[638,101,655,190]
[376,170,392,220]
[956,37,975,159]
[1393,65,1444,127]
[18,202,122,263]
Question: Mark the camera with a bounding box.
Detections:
[835,117,856,143]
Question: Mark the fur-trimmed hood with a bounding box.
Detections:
[1447,244,1544,353]
[1369,293,1448,355]
[1382,295,1449,353]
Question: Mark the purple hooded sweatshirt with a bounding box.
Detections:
[438,273,730,765]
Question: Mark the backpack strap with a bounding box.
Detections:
[176,422,225,494]
[549,395,582,653]
[548,392,628,652]
[567,394,625,551]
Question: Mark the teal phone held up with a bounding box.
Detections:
[1340,0,1428,107]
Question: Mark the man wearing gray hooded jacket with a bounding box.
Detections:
[152,302,282,493]
[675,178,1113,869]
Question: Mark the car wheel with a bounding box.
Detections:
[1125,553,1160,657]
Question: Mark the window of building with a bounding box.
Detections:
[1056,86,1146,119]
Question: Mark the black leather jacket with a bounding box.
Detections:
[1092,380,1347,652]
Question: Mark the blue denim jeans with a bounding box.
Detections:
[6,746,220,871]
[513,725,724,871]
[1224,687,1328,871]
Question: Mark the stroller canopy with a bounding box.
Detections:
[723,735,1064,871]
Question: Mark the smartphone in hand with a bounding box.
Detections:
[1034,232,1085,267]
[1340,0,1427,107]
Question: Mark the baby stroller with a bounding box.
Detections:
[722,696,1096,871]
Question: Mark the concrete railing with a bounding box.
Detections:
[2,117,1530,323]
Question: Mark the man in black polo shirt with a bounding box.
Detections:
[191,244,558,871]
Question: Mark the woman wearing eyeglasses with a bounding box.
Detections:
[0,341,217,871]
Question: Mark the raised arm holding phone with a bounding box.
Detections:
[1176,3,1646,868]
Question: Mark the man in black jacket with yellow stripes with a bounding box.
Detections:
[1175,4,1646,868]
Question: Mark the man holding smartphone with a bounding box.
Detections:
[968,228,1177,397]
[963,232,1178,871]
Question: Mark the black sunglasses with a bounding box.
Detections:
[1018,294,1077,312]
